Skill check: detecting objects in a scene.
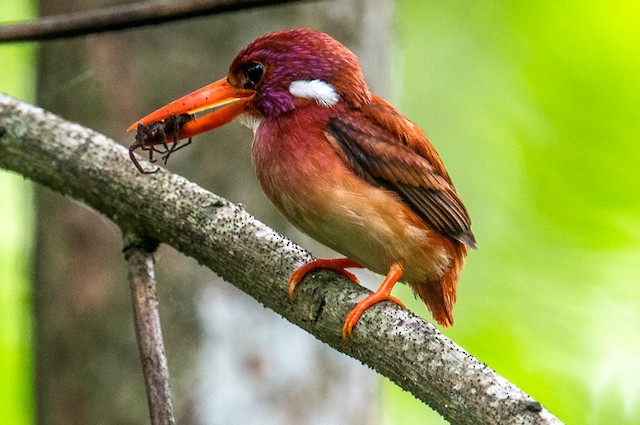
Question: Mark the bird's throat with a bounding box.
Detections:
[236,113,263,135]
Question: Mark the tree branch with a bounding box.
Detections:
[0,95,563,424]
[0,0,316,43]
[124,234,175,425]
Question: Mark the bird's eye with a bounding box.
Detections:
[244,62,264,88]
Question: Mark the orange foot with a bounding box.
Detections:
[288,258,364,297]
[342,262,406,340]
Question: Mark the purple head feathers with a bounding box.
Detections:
[227,28,371,116]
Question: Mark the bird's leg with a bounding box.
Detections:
[288,258,364,297]
[342,262,405,340]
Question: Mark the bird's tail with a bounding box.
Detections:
[411,242,467,328]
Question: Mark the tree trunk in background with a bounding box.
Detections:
[34,1,393,424]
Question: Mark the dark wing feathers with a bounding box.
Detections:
[327,103,476,249]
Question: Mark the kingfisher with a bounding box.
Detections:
[129,27,476,340]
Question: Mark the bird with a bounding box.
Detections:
[129,27,476,340]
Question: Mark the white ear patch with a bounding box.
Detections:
[289,80,340,107]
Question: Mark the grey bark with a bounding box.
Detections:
[0,0,321,42]
[0,93,563,425]
[124,234,175,425]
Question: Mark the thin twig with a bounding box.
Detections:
[0,0,316,43]
[123,234,175,425]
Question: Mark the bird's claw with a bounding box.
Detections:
[287,258,363,298]
[341,293,406,340]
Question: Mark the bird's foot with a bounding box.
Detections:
[342,262,405,340]
[288,258,363,297]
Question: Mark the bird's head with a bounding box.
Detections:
[129,28,371,141]
[229,27,370,115]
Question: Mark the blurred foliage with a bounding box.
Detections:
[385,1,640,424]
[0,0,36,424]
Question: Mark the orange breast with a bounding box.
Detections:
[251,108,454,284]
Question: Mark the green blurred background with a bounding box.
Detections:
[0,0,36,423]
[1,0,639,424]
[387,1,640,424]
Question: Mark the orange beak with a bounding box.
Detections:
[128,77,255,142]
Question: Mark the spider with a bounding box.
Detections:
[129,113,194,174]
